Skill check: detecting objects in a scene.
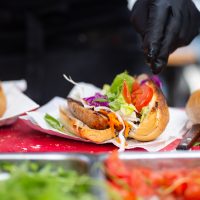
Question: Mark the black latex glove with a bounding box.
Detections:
[131,0,200,74]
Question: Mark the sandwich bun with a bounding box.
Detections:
[129,80,169,141]
[59,107,114,143]
[186,90,200,124]
[0,84,6,117]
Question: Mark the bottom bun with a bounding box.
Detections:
[0,84,6,117]
[59,107,114,143]
[129,81,169,141]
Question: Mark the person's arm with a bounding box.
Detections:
[129,0,200,74]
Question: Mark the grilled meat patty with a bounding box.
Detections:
[67,98,109,130]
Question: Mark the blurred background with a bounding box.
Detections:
[0,0,200,106]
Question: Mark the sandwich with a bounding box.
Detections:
[59,72,169,145]
[0,83,6,117]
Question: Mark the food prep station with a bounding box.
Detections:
[0,0,200,198]
[0,152,200,199]
[0,81,200,199]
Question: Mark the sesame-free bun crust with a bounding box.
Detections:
[59,107,114,143]
[186,90,200,124]
[129,81,169,141]
[0,84,6,117]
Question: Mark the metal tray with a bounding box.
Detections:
[98,151,200,199]
[0,153,105,200]
[0,151,200,200]
[100,151,200,169]
[0,153,91,174]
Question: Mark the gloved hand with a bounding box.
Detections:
[131,0,200,74]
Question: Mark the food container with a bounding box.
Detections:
[0,153,91,172]
[0,152,200,200]
[99,151,200,200]
[0,153,105,200]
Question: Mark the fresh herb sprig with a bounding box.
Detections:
[44,113,64,132]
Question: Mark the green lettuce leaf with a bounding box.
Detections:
[140,106,150,122]
[0,162,97,200]
[44,113,64,132]
[109,71,134,95]
[103,72,135,112]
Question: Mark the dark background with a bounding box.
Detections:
[0,0,186,106]
[0,0,149,105]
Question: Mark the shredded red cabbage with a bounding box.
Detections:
[151,75,162,88]
[140,79,148,85]
[141,76,162,88]
[83,93,109,107]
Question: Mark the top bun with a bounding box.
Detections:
[186,90,200,124]
[129,80,169,142]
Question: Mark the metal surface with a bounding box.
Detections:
[1,150,200,163]
[100,151,200,169]
[0,153,90,162]
[0,153,93,177]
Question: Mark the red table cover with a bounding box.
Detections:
[0,119,199,153]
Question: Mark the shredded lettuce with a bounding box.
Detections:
[103,72,135,114]
[102,84,110,94]
[0,162,97,200]
[109,94,125,111]
[102,84,117,102]
[120,104,136,116]
[109,94,136,115]
[140,106,150,122]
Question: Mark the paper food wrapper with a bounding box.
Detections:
[2,79,27,92]
[0,82,39,126]
[21,83,188,152]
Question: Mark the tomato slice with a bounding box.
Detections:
[130,168,155,197]
[131,82,153,112]
[122,80,132,104]
[184,181,200,200]
[132,81,140,91]
[105,151,129,179]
